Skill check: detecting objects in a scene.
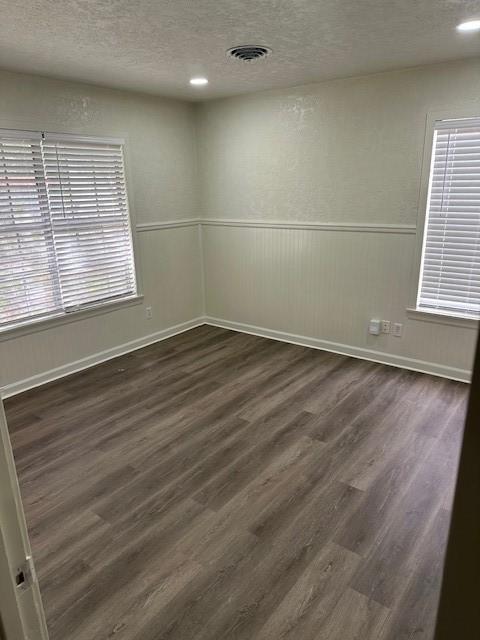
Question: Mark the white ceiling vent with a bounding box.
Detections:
[227,45,272,62]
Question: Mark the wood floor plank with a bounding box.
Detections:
[378,506,451,640]
[255,542,362,640]
[316,588,390,640]
[4,325,469,640]
[350,433,457,607]
[193,410,317,510]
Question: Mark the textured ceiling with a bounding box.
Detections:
[0,0,480,101]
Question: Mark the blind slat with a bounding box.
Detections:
[0,135,62,325]
[42,138,136,311]
[0,131,136,328]
[418,120,480,318]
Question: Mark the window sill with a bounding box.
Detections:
[406,307,479,329]
[0,294,144,342]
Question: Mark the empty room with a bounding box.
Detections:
[1,2,480,639]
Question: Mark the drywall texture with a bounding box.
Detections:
[198,59,480,376]
[198,59,480,224]
[1,1,480,100]
[0,70,202,388]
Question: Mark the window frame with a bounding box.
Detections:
[0,124,143,340]
[409,107,480,329]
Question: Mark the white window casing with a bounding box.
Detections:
[0,129,137,330]
[417,117,480,319]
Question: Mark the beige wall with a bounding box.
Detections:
[197,59,480,379]
[0,70,203,391]
[197,59,480,225]
[2,60,480,391]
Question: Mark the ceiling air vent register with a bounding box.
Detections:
[227,45,272,62]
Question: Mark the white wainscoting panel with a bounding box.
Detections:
[1,318,206,398]
[2,220,477,393]
[202,224,477,381]
[0,225,204,392]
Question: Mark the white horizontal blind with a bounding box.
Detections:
[0,131,62,326]
[0,130,136,329]
[418,118,480,318]
[42,135,136,310]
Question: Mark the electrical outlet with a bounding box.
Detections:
[146,306,153,319]
[392,322,403,337]
[381,320,391,334]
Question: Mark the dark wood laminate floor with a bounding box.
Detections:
[4,325,468,640]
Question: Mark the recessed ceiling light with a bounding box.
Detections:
[457,19,480,32]
[190,77,208,86]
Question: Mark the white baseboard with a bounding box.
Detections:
[1,317,207,398]
[2,313,470,398]
[204,316,472,383]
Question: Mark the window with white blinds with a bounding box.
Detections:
[0,129,137,329]
[418,117,480,319]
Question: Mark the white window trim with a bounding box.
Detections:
[0,293,144,342]
[409,107,480,330]
[0,124,144,339]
